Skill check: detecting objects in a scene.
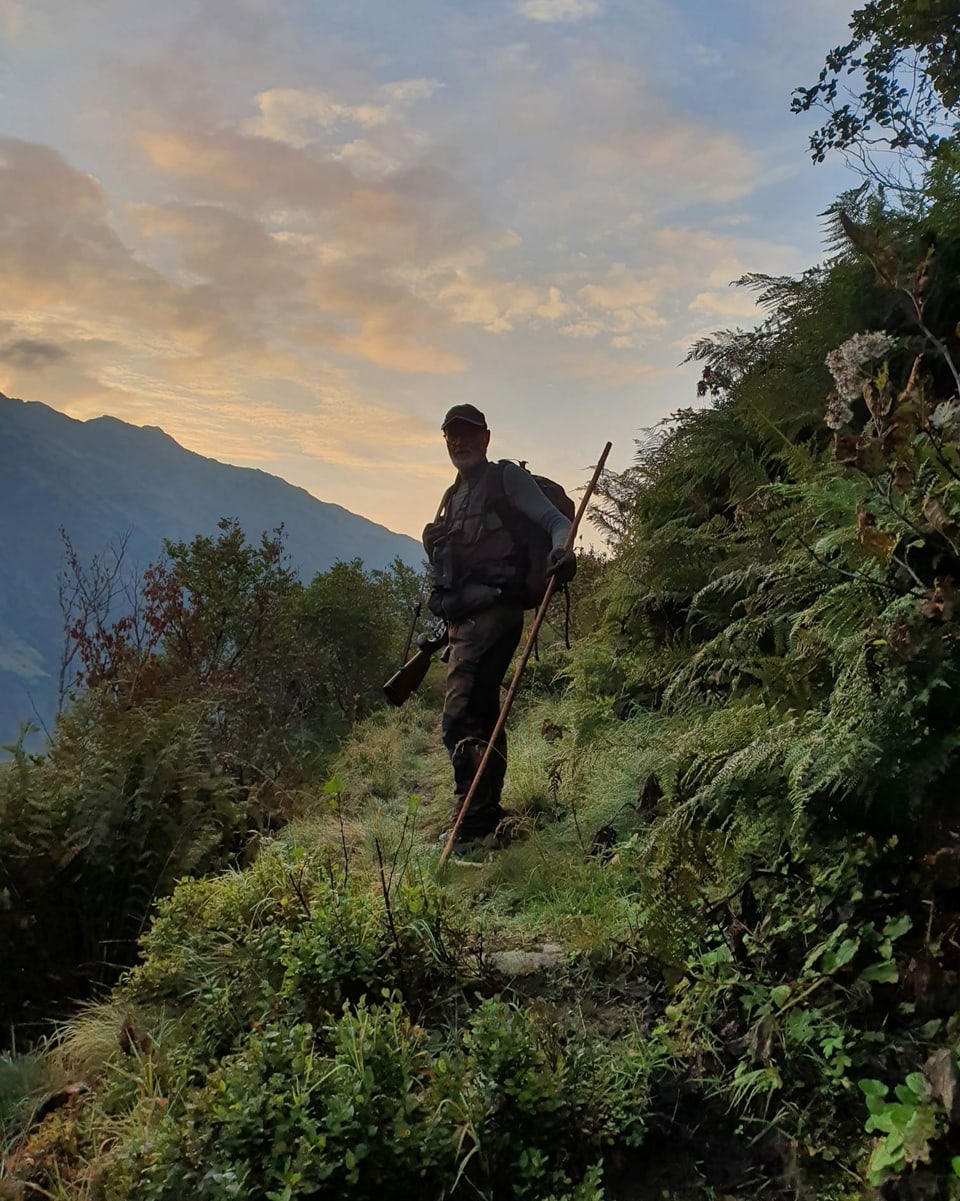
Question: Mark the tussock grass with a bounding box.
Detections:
[321,697,451,826]
[0,1048,61,1147]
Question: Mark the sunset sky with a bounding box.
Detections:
[0,0,854,540]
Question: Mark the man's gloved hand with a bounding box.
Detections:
[422,520,445,557]
[546,547,577,584]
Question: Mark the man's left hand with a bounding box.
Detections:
[422,520,445,557]
[546,547,577,584]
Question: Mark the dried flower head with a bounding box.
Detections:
[825,332,896,406]
[824,391,854,431]
[929,398,960,437]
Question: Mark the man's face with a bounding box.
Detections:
[444,420,490,472]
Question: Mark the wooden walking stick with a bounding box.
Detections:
[438,440,612,869]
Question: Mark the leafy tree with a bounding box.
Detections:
[59,520,327,774]
[160,518,298,684]
[793,0,960,184]
[59,521,423,765]
[1,527,421,1039]
[298,557,422,722]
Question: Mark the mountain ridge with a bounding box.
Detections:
[0,392,422,745]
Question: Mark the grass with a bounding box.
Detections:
[278,690,671,959]
[2,674,947,1200]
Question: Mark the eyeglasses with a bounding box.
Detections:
[443,424,486,442]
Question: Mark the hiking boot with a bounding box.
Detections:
[491,813,525,847]
[436,826,501,857]
[445,799,502,837]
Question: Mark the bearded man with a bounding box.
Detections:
[422,404,576,847]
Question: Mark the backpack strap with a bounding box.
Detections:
[438,475,461,524]
[489,459,521,533]
[491,459,572,622]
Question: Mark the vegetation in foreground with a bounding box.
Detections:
[5,5,960,1196]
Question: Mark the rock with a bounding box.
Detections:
[487,943,566,976]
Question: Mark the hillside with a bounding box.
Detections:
[4,10,960,1197]
[5,158,960,1198]
[0,394,422,746]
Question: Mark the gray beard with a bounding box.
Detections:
[453,452,488,478]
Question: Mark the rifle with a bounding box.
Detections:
[383,626,448,707]
[394,497,448,671]
[397,594,424,669]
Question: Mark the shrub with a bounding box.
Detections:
[103,998,650,1201]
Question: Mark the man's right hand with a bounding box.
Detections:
[422,520,446,557]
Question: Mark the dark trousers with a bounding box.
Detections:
[441,602,524,837]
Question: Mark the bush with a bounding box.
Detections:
[0,697,245,1040]
[103,998,649,1201]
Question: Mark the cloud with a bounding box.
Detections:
[577,113,759,208]
[575,263,665,336]
[0,0,47,40]
[0,138,193,333]
[0,339,69,369]
[131,202,305,305]
[421,273,571,333]
[0,127,478,384]
[687,289,764,321]
[517,0,601,22]
[243,79,440,148]
[560,349,666,388]
[136,117,487,263]
[127,102,503,373]
[472,49,762,232]
[653,225,809,290]
[341,322,466,375]
[137,127,357,212]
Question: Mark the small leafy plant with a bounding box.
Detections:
[859,1073,944,1186]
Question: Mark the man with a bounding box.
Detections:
[422,404,576,847]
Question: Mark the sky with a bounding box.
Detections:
[0,0,856,541]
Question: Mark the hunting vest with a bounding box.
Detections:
[438,463,524,596]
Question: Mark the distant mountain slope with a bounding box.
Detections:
[0,393,422,745]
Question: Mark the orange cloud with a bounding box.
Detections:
[517,0,601,21]
[138,127,356,211]
[244,80,439,147]
[342,325,466,374]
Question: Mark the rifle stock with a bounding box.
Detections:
[382,630,447,707]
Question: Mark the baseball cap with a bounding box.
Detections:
[441,404,487,430]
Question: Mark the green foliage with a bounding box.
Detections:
[14,55,960,1201]
[0,1050,52,1147]
[859,1073,945,1184]
[0,840,650,1201]
[0,696,244,1036]
[534,151,960,1193]
[102,997,643,1201]
[324,698,445,815]
[298,556,423,722]
[792,0,960,181]
[1,522,424,1042]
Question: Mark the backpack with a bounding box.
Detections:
[488,459,576,609]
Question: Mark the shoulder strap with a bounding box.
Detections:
[490,459,522,530]
[438,475,460,523]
